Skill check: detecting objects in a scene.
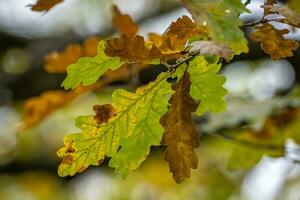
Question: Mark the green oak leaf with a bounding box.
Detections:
[182,0,249,54]
[62,40,124,90]
[188,56,227,115]
[57,72,173,177]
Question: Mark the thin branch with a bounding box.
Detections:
[244,18,286,27]
[162,52,198,70]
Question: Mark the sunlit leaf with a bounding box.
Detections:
[62,41,124,90]
[57,72,173,177]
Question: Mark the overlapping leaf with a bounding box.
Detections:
[181,0,249,54]
[57,72,173,177]
[160,72,199,183]
[62,41,124,90]
[45,37,99,73]
[188,56,227,115]
[262,5,300,27]
[251,23,299,60]
[105,35,163,64]
[149,16,207,54]
[29,0,64,12]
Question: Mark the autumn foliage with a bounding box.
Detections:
[23,0,300,184]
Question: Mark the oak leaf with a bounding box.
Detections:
[156,16,207,54]
[57,72,173,177]
[112,5,139,38]
[181,0,249,54]
[189,41,233,62]
[105,35,163,63]
[262,5,300,27]
[45,37,99,73]
[160,72,199,183]
[62,41,124,90]
[188,56,227,115]
[251,23,299,60]
[29,0,63,12]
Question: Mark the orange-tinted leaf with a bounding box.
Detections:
[105,35,163,63]
[251,23,299,60]
[112,5,139,38]
[22,89,77,130]
[30,0,63,12]
[160,72,199,183]
[45,37,99,73]
[93,104,117,124]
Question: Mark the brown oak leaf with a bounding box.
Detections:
[105,34,163,63]
[29,0,63,12]
[45,36,99,73]
[150,16,207,54]
[160,72,199,183]
[189,41,233,62]
[262,5,300,27]
[93,104,117,124]
[112,5,139,38]
[251,23,299,60]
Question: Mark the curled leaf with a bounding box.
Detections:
[160,72,199,183]
[262,5,300,27]
[155,16,207,54]
[251,23,299,60]
[189,41,233,62]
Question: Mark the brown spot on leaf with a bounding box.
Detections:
[93,104,117,124]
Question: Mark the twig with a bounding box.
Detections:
[162,52,198,70]
[244,18,286,27]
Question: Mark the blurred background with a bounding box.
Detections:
[1,0,300,199]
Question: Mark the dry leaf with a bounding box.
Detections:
[29,0,63,12]
[105,35,163,63]
[189,41,233,62]
[112,5,139,38]
[262,5,300,27]
[150,16,206,54]
[160,72,199,183]
[251,23,299,60]
[44,37,99,73]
